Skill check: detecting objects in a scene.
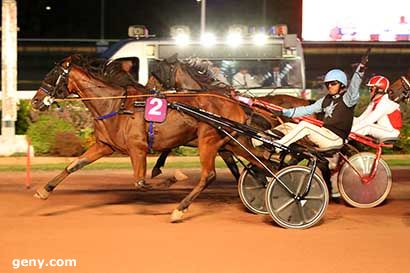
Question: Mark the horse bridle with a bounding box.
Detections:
[401,76,410,91]
[396,76,410,103]
[151,61,176,90]
[40,62,72,105]
[151,61,211,92]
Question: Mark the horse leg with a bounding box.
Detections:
[34,142,114,200]
[170,135,220,222]
[129,148,150,190]
[151,149,171,178]
[152,149,189,187]
[218,150,240,181]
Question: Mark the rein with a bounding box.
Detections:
[53,91,274,123]
[53,92,235,103]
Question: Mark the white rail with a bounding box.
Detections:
[0,90,35,100]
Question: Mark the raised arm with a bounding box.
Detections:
[282,97,324,118]
[343,64,364,108]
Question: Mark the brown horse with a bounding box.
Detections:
[30,57,272,222]
[144,56,310,178]
[146,55,232,93]
[146,55,311,108]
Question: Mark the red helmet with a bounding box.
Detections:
[366,75,390,93]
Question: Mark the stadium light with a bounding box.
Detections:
[252,33,268,46]
[174,33,190,46]
[200,32,216,47]
[170,25,191,46]
[226,31,243,47]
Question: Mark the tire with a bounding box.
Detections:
[238,165,272,215]
[265,166,329,229]
[338,152,392,208]
[331,143,360,198]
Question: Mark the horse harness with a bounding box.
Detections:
[151,61,177,90]
[399,76,410,103]
[40,62,71,105]
[43,61,274,152]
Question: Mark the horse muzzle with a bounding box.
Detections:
[31,97,52,112]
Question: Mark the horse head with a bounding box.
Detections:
[146,55,201,91]
[388,74,410,103]
[31,57,73,111]
[148,60,174,90]
[147,55,232,92]
[181,58,232,91]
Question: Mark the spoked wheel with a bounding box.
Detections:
[265,166,329,229]
[238,165,272,215]
[338,152,392,208]
[331,143,360,198]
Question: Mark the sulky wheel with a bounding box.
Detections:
[338,152,392,208]
[265,166,329,229]
[238,165,272,215]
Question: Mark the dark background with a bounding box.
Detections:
[13,0,410,90]
[18,0,302,39]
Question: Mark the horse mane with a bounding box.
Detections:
[69,54,144,89]
[182,58,232,90]
[69,54,106,75]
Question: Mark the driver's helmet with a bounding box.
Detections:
[366,75,390,93]
[324,69,348,87]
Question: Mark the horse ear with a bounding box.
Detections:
[62,60,71,69]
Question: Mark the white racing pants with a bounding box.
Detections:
[274,121,343,149]
[351,119,400,139]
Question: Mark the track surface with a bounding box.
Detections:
[0,168,409,273]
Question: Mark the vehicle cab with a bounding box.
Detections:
[101,25,310,98]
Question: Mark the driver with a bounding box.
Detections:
[271,64,364,197]
[273,63,365,150]
[351,75,402,139]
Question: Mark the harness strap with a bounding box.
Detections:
[120,87,128,111]
[96,111,118,120]
[148,121,155,151]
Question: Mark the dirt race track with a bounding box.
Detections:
[0,168,409,273]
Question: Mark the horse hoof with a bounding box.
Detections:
[170,209,185,223]
[174,169,188,181]
[151,167,162,178]
[34,188,50,200]
[134,180,152,191]
[157,177,177,188]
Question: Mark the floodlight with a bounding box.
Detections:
[174,33,190,46]
[200,32,217,47]
[252,33,268,46]
[226,31,243,47]
[170,25,191,46]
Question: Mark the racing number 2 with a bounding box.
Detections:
[148,98,163,116]
[144,97,167,122]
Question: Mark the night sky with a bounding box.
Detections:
[18,0,302,39]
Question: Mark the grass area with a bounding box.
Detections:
[0,158,409,172]
[383,159,410,166]
[0,160,228,172]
